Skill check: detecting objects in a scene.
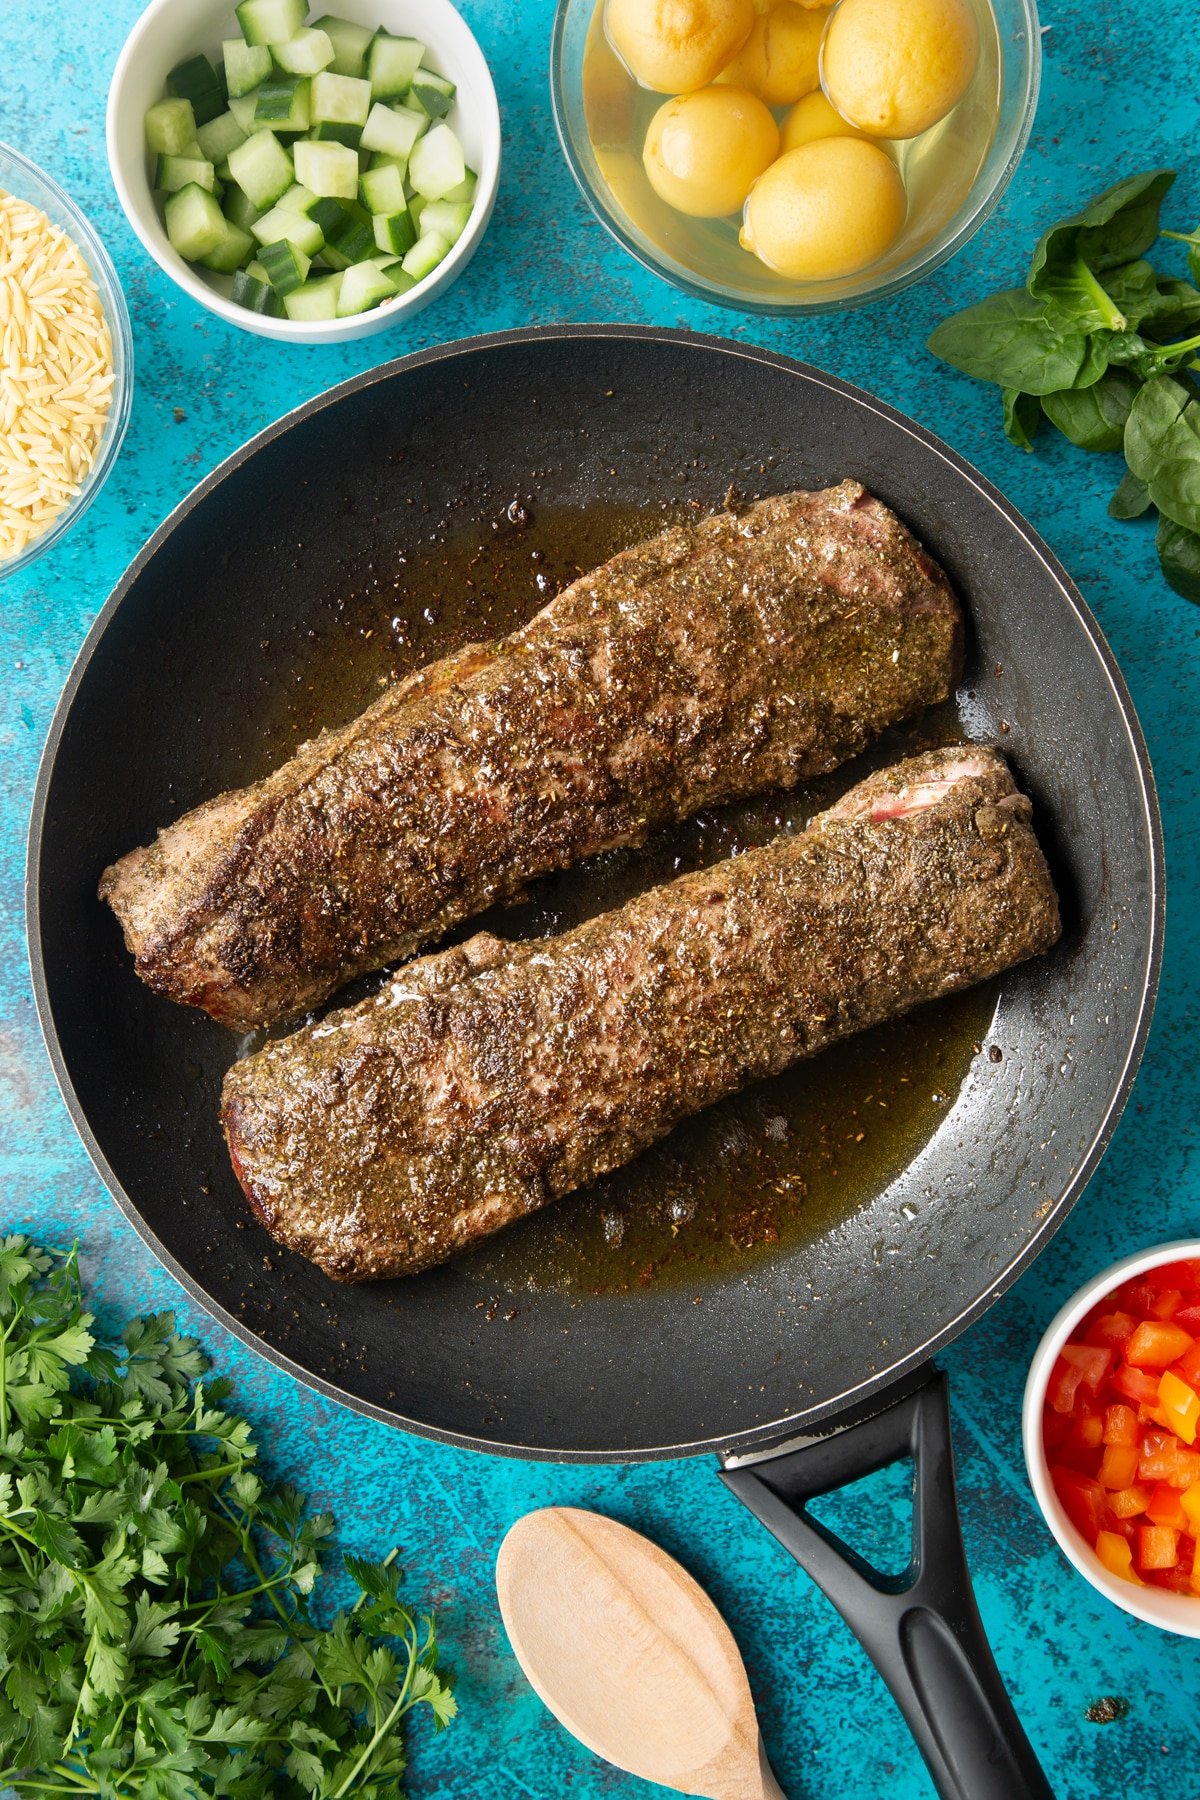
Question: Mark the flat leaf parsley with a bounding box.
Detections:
[0,1237,456,1796]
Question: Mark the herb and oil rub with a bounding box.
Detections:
[100,481,962,1030]
[221,745,1061,1282]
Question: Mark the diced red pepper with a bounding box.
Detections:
[1111,1364,1161,1407]
[1060,1344,1113,1391]
[1174,1342,1200,1390]
[1145,1259,1200,1290]
[1150,1289,1184,1321]
[1047,1354,1087,1414]
[1098,1443,1140,1489]
[1052,1466,1109,1542]
[1085,1310,1138,1352]
[1175,1304,1200,1333]
[1126,1321,1196,1368]
[1102,1402,1139,1446]
[1138,1524,1179,1571]
[1146,1482,1189,1529]
[1070,1414,1104,1451]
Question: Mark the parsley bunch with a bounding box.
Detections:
[0,1237,456,1797]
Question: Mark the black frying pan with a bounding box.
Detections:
[28,327,1162,1800]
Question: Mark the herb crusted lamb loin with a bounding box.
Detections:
[100,481,962,1031]
[221,745,1061,1282]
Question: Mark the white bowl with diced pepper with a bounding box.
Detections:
[107,0,500,340]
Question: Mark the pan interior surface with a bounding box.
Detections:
[30,329,1160,1459]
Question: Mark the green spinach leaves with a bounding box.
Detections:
[928,168,1200,603]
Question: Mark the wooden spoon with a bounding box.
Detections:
[496,1506,786,1799]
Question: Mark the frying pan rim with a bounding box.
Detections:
[25,322,1165,1464]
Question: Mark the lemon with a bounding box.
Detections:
[740,137,906,279]
[780,89,870,152]
[821,0,979,139]
[643,85,780,217]
[605,0,755,93]
[715,2,831,107]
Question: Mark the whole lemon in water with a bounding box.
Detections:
[643,86,780,217]
[715,2,830,106]
[740,137,906,279]
[780,88,870,151]
[605,0,755,93]
[821,0,979,139]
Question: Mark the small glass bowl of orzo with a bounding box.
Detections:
[0,142,132,577]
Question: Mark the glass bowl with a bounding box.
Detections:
[550,0,1041,315]
[0,142,133,580]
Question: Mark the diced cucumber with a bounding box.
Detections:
[195,109,248,163]
[245,257,272,281]
[145,97,198,157]
[335,258,397,315]
[231,266,285,315]
[258,238,312,293]
[408,193,427,232]
[408,122,465,200]
[372,207,416,255]
[273,28,336,76]
[227,129,294,208]
[277,181,319,214]
[254,76,311,132]
[366,33,424,99]
[167,55,225,127]
[164,183,227,261]
[327,206,374,261]
[312,15,374,79]
[293,138,358,198]
[214,159,233,183]
[252,205,325,256]
[408,70,456,121]
[155,153,216,194]
[283,272,344,319]
[308,194,352,237]
[236,0,307,48]
[360,101,424,160]
[196,217,256,273]
[441,167,477,205]
[417,198,471,245]
[400,229,449,281]
[358,161,405,215]
[310,71,372,126]
[309,121,363,147]
[222,184,263,230]
[227,92,261,134]
[223,38,273,98]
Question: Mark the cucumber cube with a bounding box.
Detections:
[227,129,295,209]
[164,183,227,262]
[408,71,456,121]
[196,218,256,273]
[400,229,450,282]
[310,71,372,126]
[366,33,425,99]
[336,258,398,315]
[312,15,374,79]
[254,77,311,132]
[327,208,374,261]
[277,182,320,214]
[417,198,472,245]
[222,184,263,230]
[195,109,249,163]
[407,123,465,200]
[236,0,307,48]
[441,168,478,205]
[258,238,312,293]
[145,98,198,157]
[155,154,216,195]
[273,29,336,76]
[167,55,226,127]
[283,272,344,319]
[223,38,273,98]
[231,267,285,315]
[358,162,406,215]
[360,102,425,160]
[252,205,325,256]
[293,138,359,199]
[372,208,416,255]
[227,93,261,134]
[309,122,363,148]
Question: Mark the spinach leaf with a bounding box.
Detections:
[1108,469,1152,519]
[1157,514,1200,602]
[1029,169,1176,290]
[1002,388,1041,450]
[1042,369,1140,452]
[926,289,1089,394]
[1124,375,1200,532]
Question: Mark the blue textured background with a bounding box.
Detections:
[3,2,1199,1795]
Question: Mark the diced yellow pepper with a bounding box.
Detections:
[1158,1370,1200,1446]
[1181,1482,1200,1533]
[1095,1529,1142,1585]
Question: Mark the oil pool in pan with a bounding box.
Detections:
[246,494,998,1297]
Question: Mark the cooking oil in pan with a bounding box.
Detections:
[256,496,997,1297]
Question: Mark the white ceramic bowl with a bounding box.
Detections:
[107,0,500,343]
[1023,1239,1200,1636]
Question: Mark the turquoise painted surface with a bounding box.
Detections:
[3,2,1199,1794]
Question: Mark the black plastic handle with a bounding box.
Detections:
[721,1368,1053,1800]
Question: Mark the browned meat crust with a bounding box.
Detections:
[221,745,1061,1282]
[100,481,962,1030]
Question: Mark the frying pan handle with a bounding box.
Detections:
[721,1368,1054,1800]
